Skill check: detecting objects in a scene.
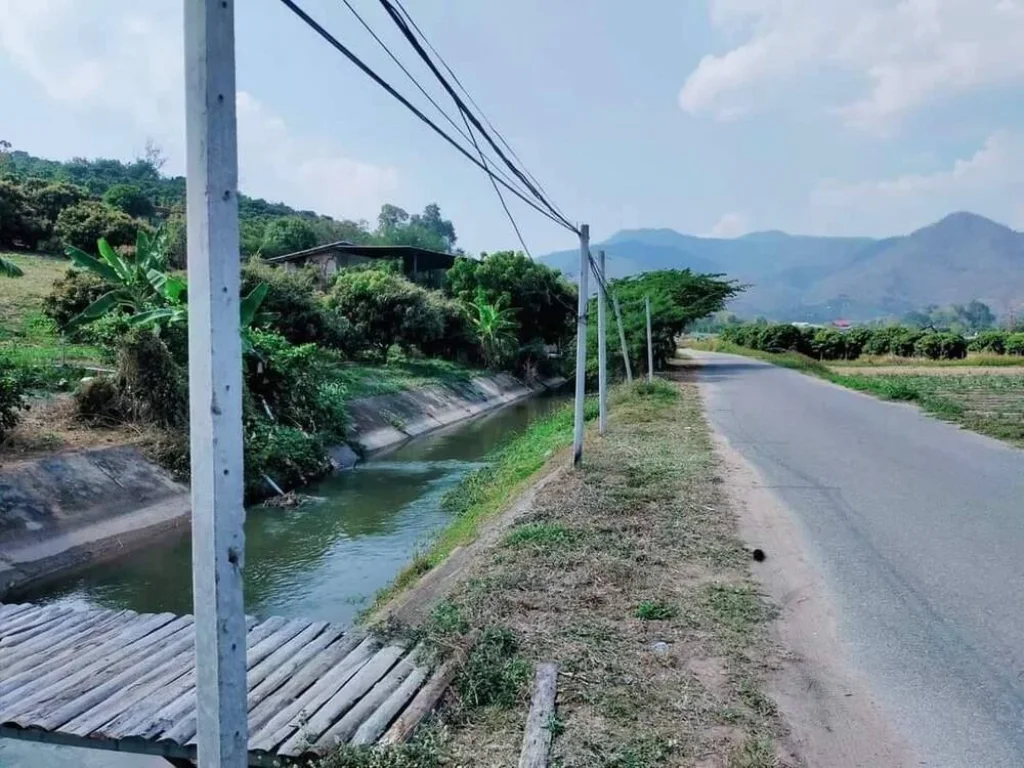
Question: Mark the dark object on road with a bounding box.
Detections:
[752,548,766,562]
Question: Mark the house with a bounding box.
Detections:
[265,242,457,287]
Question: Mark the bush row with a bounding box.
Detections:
[717,323,1024,360]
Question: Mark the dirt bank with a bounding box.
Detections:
[0,373,564,596]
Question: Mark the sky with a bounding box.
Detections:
[2,0,1023,255]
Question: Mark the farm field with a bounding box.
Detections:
[828,370,1024,446]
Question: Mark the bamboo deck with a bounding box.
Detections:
[0,602,435,765]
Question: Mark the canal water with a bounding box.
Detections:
[0,391,567,768]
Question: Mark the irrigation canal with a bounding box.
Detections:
[0,390,567,768]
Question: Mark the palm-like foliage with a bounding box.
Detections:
[65,229,271,341]
[0,256,24,278]
[468,295,519,368]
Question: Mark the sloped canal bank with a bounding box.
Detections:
[13,391,569,625]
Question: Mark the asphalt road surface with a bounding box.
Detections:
[690,351,1024,768]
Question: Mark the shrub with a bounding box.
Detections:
[756,323,806,353]
[44,268,112,334]
[55,201,143,251]
[114,328,189,428]
[75,375,123,424]
[258,216,318,258]
[102,183,155,219]
[936,332,967,360]
[913,333,942,360]
[241,259,352,349]
[863,327,922,357]
[244,423,330,497]
[810,328,846,360]
[327,266,445,357]
[968,330,1007,354]
[245,330,348,442]
[0,360,28,440]
[1006,332,1024,356]
[0,180,48,249]
[418,293,476,362]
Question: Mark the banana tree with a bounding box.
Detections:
[65,229,272,343]
[0,256,24,278]
[468,295,519,368]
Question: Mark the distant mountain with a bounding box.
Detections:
[539,212,1024,321]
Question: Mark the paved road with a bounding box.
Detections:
[691,351,1024,768]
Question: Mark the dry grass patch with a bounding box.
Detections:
[410,374,787,767]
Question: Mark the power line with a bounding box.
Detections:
[389,0,566,223]
[377,0,576,232]
[277,0,577,234]
[337,0,537,202]
[337,0,536,253]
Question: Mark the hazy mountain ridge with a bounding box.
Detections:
[540,212,1024,321]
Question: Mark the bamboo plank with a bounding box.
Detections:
[1,610,137,679]
[351,663,431,745]
[378,633,477,745]
[93,654,198,740]
[244,631,369,736]
[30,618,196,733]
[246,637,379,752]
[0,608,119,667]
[0,607,100,649]
[278,644,405,756]
[313,645,425,752]
[0,612,175,701]
[0,603,34,622]
[0,604,75,638]
[245,619,312,672]
[246,622,332,694]
[518,663,559,768]
[0,614,187,719]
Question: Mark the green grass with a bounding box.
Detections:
[831,353,1024,368]
[692,340,1024,446]
[635,599,678,621]
[331,358,473,399]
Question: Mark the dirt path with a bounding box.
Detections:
[713,432,917,767]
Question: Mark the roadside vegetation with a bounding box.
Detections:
[366,375,785,767]
[692,337,1024,446]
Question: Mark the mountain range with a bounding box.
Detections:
[539,212,1024,322]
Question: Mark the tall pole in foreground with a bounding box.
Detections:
[572,224,590,467]
[185,2,247,766]
[612,292,632,383]
[645,295,654,384]
[596,250,608,434]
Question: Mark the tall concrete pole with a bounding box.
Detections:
[596,250,608,434]
[612,292,632,383]
[645,295,654,384]
[572,224,589,467]
[185,1,247,765]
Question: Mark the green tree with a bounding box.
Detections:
[55,201,141,251]
[259,216,318,258]
[327,265,444,356]
[29,182,89,224]
[446,251,576,346]
[103,183,155,219]
[0,180,48,249]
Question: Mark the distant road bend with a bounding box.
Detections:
[690,350,1024,768]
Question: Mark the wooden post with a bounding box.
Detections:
[518,662,559,768]
[596,250,608,434]
[571,224,589,467]
[645,295,654,383]
[612,292,632,383]
[184,2,247,766]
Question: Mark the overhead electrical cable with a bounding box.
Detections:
[277,0,577,233]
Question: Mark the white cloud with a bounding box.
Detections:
[680,0,1024,131]
[810,131,1024,231]
[705,212,749,238]
[0,0,397,220]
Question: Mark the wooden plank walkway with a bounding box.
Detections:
[0,602,436,765]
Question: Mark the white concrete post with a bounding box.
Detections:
[185,2,247,766]
[571,224,589,467]
[612,292,632,383]
[645,295,654,384]
[596,250,608,434]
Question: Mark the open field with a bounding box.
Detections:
[687,340,1024,446]
[0,251,103,368]
[830,354,1024,369]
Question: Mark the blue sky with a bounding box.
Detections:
[2,0,1023,255]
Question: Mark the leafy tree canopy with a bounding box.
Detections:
[103,183,155,219]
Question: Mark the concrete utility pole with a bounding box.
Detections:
[572,224,589,467]
[645,295,654,384]
[185,1,247,766]
[612,292,632,383]
[596,250,608,434]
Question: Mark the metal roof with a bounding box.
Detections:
[265,242,457,271]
